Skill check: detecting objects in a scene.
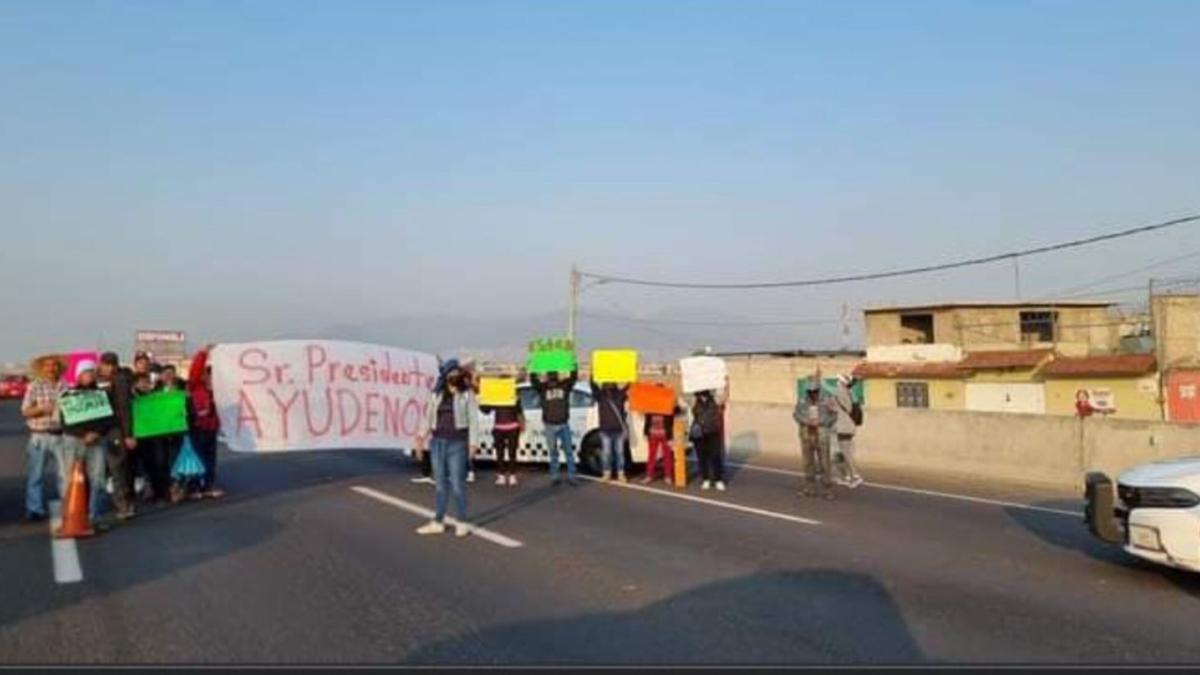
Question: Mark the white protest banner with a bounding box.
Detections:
[680,356,727,394]
[210,340,438,453]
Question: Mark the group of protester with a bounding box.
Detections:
[793,373,865,501]
[21,346,223,530]
[408,358,744,539]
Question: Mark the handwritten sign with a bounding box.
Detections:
[133,390,189,438]
[630,382,677,415]
[65,350,99,386]
[528,336,576,375]
[60,390,113,426]
[479,377,517,406]
[210,340,438,453]
[593,349,638,384]
[680,356,727,394]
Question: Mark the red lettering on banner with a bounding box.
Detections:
[305,344,327,385]
[360,364,372,381]
[236,389,263,438]
[336,388,362,436]
[383,395,403,436]
[239,348,270,385]
[267,389,300,441]
[402,398,424,436]
[342,364,358,382]
[328,361,341,382]
[364,392,380,433]
[302,387,334,436]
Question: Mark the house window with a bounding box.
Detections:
[896,381,930,408]
[1019,311,1057,342]
[900,313,935,344]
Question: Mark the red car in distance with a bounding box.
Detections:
[0,374,29,400]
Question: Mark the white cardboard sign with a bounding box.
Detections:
[680,356,727,394]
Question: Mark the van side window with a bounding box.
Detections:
[519,388,541,410]
[571,389,594,408]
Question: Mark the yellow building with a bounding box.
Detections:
[1042,354,1160,421]
[854,362,965,410]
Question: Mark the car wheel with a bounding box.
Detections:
[579,431,603,477]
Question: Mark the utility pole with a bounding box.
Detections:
[1013,256,1022,300]
[568,264,580,343]
[1150,277,1167,421]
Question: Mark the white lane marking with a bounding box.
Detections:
[727,461,1082,518]
[47,500,83,584]
[350,486,524,549]
[578,476,821,527]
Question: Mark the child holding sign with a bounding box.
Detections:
[59,360,116,525]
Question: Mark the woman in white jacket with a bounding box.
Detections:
[415,359,480,537]
[830,374,864,489]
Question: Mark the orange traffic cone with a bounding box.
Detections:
[55,457,94,539]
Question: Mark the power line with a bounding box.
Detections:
[578,309,843,327]
[580,213,1200,290]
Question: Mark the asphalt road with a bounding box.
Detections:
[2,399,1199,666]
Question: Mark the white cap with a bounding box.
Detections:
[74,359,97,379]
[837,373,852,386]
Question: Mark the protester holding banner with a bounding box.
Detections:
[155,364,189,503]
[690,387,728,492]
[130,372,167,503]
[98,352,137,520]
[20,355,67,522]
[590,379,631,483]
[415,360,480,537]
[187,345,224,500]
[530,369,579,486]
[59,359,115,526]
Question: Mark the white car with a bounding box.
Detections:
[473,382,685,475]
[1085,458,1200,572]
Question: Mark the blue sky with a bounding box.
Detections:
[2,1,1198,360]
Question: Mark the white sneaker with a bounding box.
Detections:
[716,481,727,492]
[411,476,434,485]
[508,474,517,486]
[455,522,472,538]
[851,476,865,489]
[467,471,476,483]
[416,521,446,535]
[701,480,712,491]
[495,475,507,486]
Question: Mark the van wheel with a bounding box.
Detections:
[579,432,603,477]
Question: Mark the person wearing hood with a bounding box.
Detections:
[793,376,837,500]
[188,345,224,500]
[414,359,480,538]
[20,355,67,522]
[97,351,137,520]
[830,374,864,489]
[59,359,116,525]
[690,383,728,492]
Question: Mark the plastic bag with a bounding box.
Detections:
[171,435,206,480]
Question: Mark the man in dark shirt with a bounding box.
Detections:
[531,369,578,486]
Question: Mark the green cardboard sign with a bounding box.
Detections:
[133,390,189,438]
[60,390,114,426]
[528,335,577,374]
[797,377,864,401]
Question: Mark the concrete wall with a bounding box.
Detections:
[725,356,859,405]
[1154,295,1200,369]
[725,402,1200,490]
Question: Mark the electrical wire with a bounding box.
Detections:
[580,213,1200,290]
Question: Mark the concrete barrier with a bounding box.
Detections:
[725,401,1200,490]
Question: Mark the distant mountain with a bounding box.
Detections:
[326,307,856,363]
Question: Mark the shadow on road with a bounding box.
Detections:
[1004,501,1200,599]
[405,569,925,665]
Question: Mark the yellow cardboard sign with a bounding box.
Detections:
[592,349,639,384]
[479,377,517,406]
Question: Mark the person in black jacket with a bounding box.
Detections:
[59,360,116,526]
[530,369,578,486]
[97,351,137,520]
[481,395,524,487]
[590,379,630,483]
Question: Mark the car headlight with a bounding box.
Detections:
[1119,485,1200,509]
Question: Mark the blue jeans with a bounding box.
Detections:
[544,423,575,480]
[430,437,468,523]
[600,430,627,476]
[61,435,109,521]
[25,433,65,516]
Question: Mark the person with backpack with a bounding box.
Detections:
[793,376,837,500]
[830,374,864,489]
[590,380,631,483]
[690,386,728,492]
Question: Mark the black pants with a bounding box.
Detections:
[191,430,219,491]
[140,438,171,501]
[696,433,725,482]
[105,437,134,514]
[494,429,520,475]
[420,446,432,477]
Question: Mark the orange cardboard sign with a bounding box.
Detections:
[629,382,677,415]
